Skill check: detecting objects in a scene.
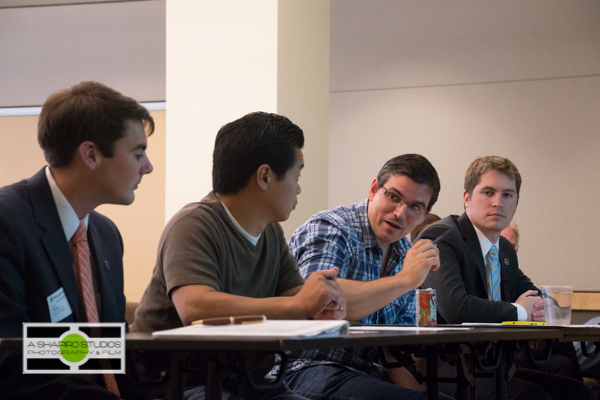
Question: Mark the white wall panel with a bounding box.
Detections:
[166,0,278,222]
[331,76,600,289]
[0,0,165,107]
[166,0,330,240]
[331,0,600,92]
[330,0,600,289]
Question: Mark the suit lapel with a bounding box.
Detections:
[458,213,488,293]
[29,168,81,321]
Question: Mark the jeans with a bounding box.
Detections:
[183,379,309,400]
[284,364,452,400]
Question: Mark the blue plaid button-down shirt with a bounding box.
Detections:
[284,198,415,377]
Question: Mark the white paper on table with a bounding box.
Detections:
[461,323,506,327]
[152,319,349,338]
[565,324,600,328]
[462,323,558,328]
[349,326,473,332]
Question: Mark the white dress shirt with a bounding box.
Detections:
[473,224,527,321]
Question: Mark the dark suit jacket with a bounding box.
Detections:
[0,168,144,399]
[419,213,537,324]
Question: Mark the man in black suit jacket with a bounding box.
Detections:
[420,212,538,324]
[0,82,154,399]
[420,156,591,400]
[421,156,542,324]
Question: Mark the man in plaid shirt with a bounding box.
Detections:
[284,154,444,400]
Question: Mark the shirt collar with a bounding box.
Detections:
[357,198,379,248]
[45,166,89,241]
[220,201,261,246]
[472,224,500,258]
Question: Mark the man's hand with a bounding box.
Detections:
[395,239,440,289]
[294,267,346,320]
[531,297,545,321]
[516,290,544,321]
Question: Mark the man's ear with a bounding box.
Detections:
[78,141,100,170]
[368,178,379,202]
[255,164,272,191]
[463,190,470,209]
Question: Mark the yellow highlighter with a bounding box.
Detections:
[502,321,547,326]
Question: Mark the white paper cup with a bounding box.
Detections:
[539,285,573,326]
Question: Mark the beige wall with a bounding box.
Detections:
[97,111,166,302]
[0,116,46,181]
[0,110,166,302]
[329,0,600,290]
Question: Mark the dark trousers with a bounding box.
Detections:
[284,364,455,400]
[513,368,594,400]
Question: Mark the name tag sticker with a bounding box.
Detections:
[46,287,73,322]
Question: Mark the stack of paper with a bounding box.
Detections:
[349,326,472,332]
[152,320,349,339]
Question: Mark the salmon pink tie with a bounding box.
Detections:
[71,221,121,398]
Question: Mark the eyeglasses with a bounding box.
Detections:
[381,186,428,218]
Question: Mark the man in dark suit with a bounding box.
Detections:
[420,156,541,324]
[420,216,538,323]
[420,156,591,400]
[0,81,154,399]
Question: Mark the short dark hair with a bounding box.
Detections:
[38,81,154,168]
[375,154,441,210]
[464,156,521,198]
[212,112,304,195]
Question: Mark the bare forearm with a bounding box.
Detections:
[339,277,414,321]
[172,287,308,325]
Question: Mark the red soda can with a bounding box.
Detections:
[416,288,437,326]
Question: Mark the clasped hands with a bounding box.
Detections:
[516,290,545,322]
[297,267,346,320]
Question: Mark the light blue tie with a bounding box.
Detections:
[487,245,501,301]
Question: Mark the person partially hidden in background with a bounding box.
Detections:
[419,156,592,400]
[501,220,519,253]
[0,81,155,399]
[410,213,441,243]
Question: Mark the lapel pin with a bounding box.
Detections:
[104,260,110,270]
[504,258,509,266]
